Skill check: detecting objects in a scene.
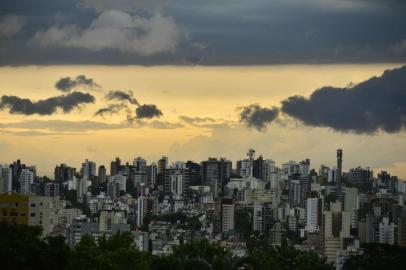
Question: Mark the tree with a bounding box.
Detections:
[343,244,406,270]
[235,208,253,239]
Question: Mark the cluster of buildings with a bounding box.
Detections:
[1,149,406,269]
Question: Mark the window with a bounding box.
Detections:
[30,213,36,217]
[30,203,36,207]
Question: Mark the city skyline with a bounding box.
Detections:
[1,64,405,178]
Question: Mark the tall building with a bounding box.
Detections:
[306,197,323,232]
[54,164,76,182]
[201,158,231,196]
[165,162,190,196]
[348,167,373,192]
[221,198,235,233]
[147,163,157,187]
[299,159,311,176]
[379,217,395,245]
[98,165,107,185]
[336,149,343,200]
[344,187,358,212]
[0,165,12,193]
[263,159,276,182]
[81,159,96,180]
[253,155,264,180]
[137,196,145,227]
[186,161,201,186]
[398,208,406,247]
[110,157,121,176]
[157,156,168,186]
[19,168,34,194]
[157,156,168,175]
[289,174,309,207]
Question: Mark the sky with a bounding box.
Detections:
[0,1,405,178]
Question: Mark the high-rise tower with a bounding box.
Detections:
[336,149,343,199]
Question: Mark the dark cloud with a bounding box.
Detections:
[55,75,100,92]
[105,90,139,105]
[281,65,406,133]
[0,91,95,115]
[239,104,279,131]
[1,0,406,65]
[135,104,163,119]
[94,103,129,116]
[179,116,216,124]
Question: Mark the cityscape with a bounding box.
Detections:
[1,0,406,269]
[1,148,406,269]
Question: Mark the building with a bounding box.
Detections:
[0,193,29,224]
[54,164,76,182]
[28,195,57,236]
[110,157,121,176]
[19,168,34,194]
[306,197,322,232]
[81,159,96,180]
[221,199,235,233]
[165,162,190,196]
[98,165,107,185]
[201,158,232,196]
[348,167,373,192]
[344,187,358,212]
[147,163,158,187]
[263,159,276,182]
[44,182,59,197]
[379,217,395,245]
[0,165,12,193]
[186,161,201,186]
[99,210,127,231]
[336,149,343,200]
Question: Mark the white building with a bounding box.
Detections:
[306,197,321,232]
[379,217,395,245]
[137,196,145,227]
[263,159,276,182]
[19,168,34,194]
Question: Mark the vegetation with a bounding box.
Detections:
[0,222,337,270]
[343,243,406,270]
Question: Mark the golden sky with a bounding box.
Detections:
[0,64,405,178]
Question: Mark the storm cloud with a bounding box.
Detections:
[1,0,406,65]
[281,65,406,133]
[0,91,95,115]
[105,90,139,105]
[55,75,100,92]
[135,104,163,119]
[239,104,279,131]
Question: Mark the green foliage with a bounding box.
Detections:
[0,222,336,270]
[235,208,253,238]
[343,244,406,270]
[324,193,338,205]
[245,236,333,270]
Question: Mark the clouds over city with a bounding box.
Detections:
[240,65,406,134]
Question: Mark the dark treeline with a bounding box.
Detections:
[1,222,404,270]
